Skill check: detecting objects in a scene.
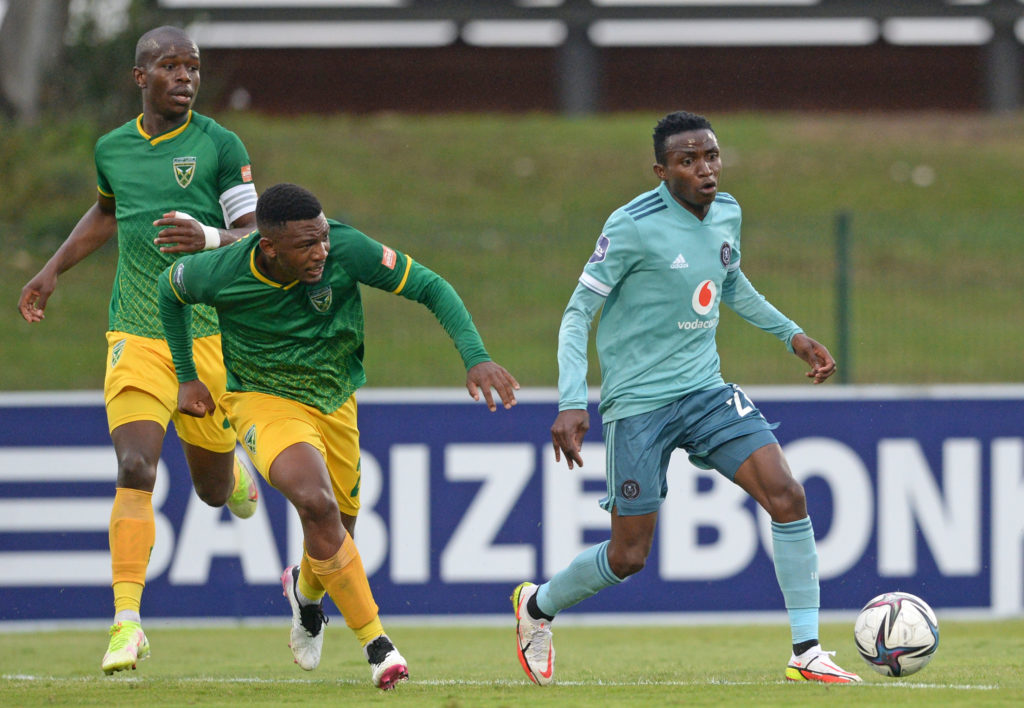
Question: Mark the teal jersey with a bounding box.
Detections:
[159,219,491,414]
[95,110,257,338]
[558,182,802,421]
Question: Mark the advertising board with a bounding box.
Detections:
[1,387,1021,622]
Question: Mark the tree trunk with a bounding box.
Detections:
[0,0,71,122]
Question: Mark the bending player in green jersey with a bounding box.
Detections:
[158,182,519,690]
[512,111,861,686]
[17,26,260,675]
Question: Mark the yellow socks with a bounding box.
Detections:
[298,553,326,602]
[112,581,144,615]
[307,534,380,635]
[109,487,154,615]
[354,616,386,647]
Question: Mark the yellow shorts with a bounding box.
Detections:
[220,392,361,515]
[103,331,236,453]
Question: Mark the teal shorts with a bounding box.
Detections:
[600,384,779,516]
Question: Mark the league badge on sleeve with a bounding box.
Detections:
[171,262,188,297]
[720,242,732,268]
[588,234,610,264]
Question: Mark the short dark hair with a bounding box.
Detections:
[653,111,715,165]
[256,183,323,231]
[135,26,194,67]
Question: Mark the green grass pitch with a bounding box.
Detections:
[2,620,1022,706]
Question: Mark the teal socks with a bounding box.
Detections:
[771,516,820,645]
[536,540,622,617]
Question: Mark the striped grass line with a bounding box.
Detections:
[2,674,999,690]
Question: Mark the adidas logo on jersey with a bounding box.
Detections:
[670,254,688,269]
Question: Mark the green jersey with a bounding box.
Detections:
[158,219,491,414]
[95,110,256,338]
[559,183,802,421]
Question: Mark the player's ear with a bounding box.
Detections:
[259,237,276,257]
[133,66,146,88]
[653,162,666,180]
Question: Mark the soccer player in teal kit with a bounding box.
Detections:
[512,111,861,685]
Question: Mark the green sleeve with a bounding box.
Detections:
[157,260,203,382]
[216,128,252,193]
[95,137,113,197]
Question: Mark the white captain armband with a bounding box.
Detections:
[172,210,221,250]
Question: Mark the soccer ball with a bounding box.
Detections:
[853,591,939,677]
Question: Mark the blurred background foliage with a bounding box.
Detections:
[4,110,1023,391]
[1,1,1022,391]
[1,1,179,126]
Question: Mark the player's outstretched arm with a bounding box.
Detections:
[177,379,216,418]
[791,332,836,384]
[466,361,520,412]
[551,408,589,469]
[17,198,117,323]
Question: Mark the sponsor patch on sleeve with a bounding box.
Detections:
[241,165,253,183]
[381,245,397,269]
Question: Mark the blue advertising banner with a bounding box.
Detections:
[1,386,1022,623]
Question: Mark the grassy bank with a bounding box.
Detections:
[2,111,1022,390]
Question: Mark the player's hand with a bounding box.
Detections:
[17,269,58,323]
[178,379,216,418]
[551,408,589,469]
[466,361,520,411]
[153,212,210,253]
[791,333,836,384]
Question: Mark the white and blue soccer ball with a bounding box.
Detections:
[853,591,939,677]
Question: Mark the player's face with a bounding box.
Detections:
[653,129,721,220]
[260,213,331,284]
[135,39,201,123]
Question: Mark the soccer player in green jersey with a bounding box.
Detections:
[17,26,260,674]
[512,111,861,686]
[157,182,519,689]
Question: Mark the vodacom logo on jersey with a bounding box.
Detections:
[691,279,717,316]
